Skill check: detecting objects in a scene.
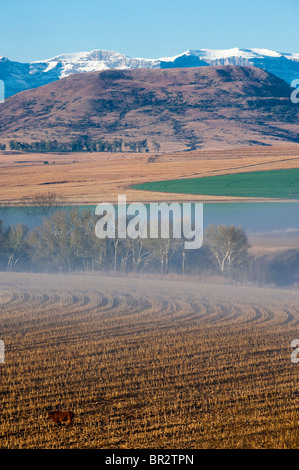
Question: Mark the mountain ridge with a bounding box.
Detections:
[1,47,299,98]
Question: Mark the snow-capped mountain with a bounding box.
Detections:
[32,50,161,78]
[1,47,299,98]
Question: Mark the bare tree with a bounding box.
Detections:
[205,225,250,274]
[3,224,28,271]
[19,192,65,218]
[130,237,152,273]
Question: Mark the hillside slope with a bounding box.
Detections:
[0,65,298,151]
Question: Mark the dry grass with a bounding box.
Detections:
[1,272,299,449]
[0,144,299,204]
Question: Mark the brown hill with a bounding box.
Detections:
[0,65,298,151]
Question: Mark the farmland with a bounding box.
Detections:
[1,272,299,449]
[133,168,299,200]
[1,144,299,204]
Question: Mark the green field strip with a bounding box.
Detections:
[132,168,299,199]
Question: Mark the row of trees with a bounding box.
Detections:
[6,138,158,153]
[0,208,251,278]
[1,205,297,285]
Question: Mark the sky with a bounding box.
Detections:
[1,0,298,62]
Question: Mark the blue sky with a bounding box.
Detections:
[1,0,298,62]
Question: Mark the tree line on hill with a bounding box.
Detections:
[5,138,161,153]
[0,203,297,286]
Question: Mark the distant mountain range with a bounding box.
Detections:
[0,65,298,151]
[1,48,299,98]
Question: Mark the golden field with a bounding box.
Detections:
[1,144,299,204]
[1,272,299,449]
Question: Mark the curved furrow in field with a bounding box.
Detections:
[206,303,244,324]
[178,302,217,324]
[110,293,141,316]
[118,297,155,321]
[164,299,213,326]
[0,287,104,327]
[0,290,16,308]
[154,298,176,317]
[200,303,231,324]
[37,290,108,319]
[228,305,275,325]
[2,276,299,335]
[97,295,130,319]
[243,305,263,324]
[189,301,209,321]
[230,304,257,324]
[165,301,298,328]
[0,290,36,319]
[147,298,169,318]
[280,308,296,325]
[116,295,170,322]
[2,288,75,318]
[292,309,299,326]
[257,306,275,324]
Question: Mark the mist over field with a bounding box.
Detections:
[0,201,298,287]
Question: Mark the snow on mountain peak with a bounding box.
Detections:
[186,48,285,61]
[1,47,299,99]
[197,48,254,60]
[251,48,282,58]
[158,50,190,61]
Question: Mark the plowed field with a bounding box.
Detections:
[1,272,299,448]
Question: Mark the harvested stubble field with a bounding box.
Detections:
[1,144,299,204]
[1,272,299,449]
